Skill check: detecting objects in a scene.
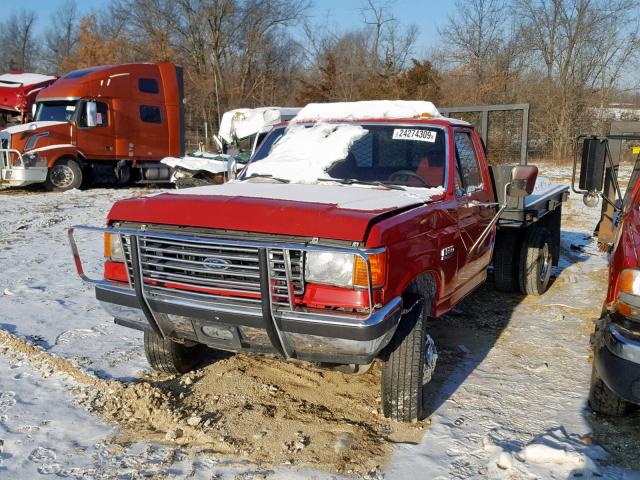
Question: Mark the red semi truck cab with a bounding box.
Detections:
[0,63,184,190]
[70,101,567,422]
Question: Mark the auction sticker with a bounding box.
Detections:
[392,128,437,142]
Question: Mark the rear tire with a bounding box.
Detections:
[519,227,553,295]
[45,158,82,192]
[493,230,520,292]
[589,364,630,416]
[143,331,205,375]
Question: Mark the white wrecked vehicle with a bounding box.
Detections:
[163,107,299,188]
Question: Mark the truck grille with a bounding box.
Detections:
[121,234,305,306]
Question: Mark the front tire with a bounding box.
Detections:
[45,158,82,192]
[519,226,553,295]
[143,331,205,375]
[381,292,437,423]
[588,364,630,416]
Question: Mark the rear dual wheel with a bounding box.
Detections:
[519,227,553,295]
[494,226,553,295]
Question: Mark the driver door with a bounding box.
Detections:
[75,100,115,159]
[453,129,495,293]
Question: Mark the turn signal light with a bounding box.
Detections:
[353,252,386,288]
[619,269,640,296]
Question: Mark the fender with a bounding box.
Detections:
[26,144,84,168]
[365,200,458,314]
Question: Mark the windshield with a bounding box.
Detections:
[243,123,446,188]
[34,101,77,122]
[251,126,286,162]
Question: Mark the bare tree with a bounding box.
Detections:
[0,10,39,71]
[439,0,507,86]
[42,0,80,74]
[514,0,640,158]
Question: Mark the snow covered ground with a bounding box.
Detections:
[0,166,639,478]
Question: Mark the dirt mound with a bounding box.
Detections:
[0,329,426,476]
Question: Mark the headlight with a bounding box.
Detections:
[305,252,354,287]
[104,232,125,262]
[305,251,386,288]
[23,153,37,166]
[616,268,640,319]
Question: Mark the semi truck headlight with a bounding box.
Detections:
[616,268,640,319]
[104,232,125,262]
[305,251,386,288]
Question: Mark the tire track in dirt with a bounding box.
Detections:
[0,327,427,476]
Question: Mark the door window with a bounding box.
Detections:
[454,131,482,194]
[77,101,108,127]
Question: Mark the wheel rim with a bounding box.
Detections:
[424,334,438,383]
[539,244,551,283]
[49,164,75,189]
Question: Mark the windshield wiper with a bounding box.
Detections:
[317,178,406,191]
[245,174,290,183]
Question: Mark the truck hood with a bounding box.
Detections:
[3,121,66,134]
[108,182,443,241]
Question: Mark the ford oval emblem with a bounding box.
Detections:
[203,257,230,271]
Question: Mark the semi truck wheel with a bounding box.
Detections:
[493,230,520,292]
[45,158,82,191]
[588,365,630,416]
[143,331,205,375]
[381,290,436,423]
[519,226,553,295]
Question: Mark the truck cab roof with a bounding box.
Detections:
[36,63,177,102]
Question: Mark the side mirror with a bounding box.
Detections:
[227,157,237,180]
[508,165,538,198]
[31,103,37,120]
[85,101,97,127]
[579,137,606,193]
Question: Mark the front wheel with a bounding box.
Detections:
[45,158,83,191]
[588,364,630,416]
[143,331,205,375]
[381,297,437,422]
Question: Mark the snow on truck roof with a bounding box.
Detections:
[292,100,471,126]
[0,73,55,87]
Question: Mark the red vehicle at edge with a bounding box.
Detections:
[0,63,184,191]
[577,137,640,415]
[70,101,568,422]
[0,72,56,126]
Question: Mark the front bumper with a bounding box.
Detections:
[0,147,47,187]
[595,320,640,405]
[1,165,47,186]
[96,280,402,364]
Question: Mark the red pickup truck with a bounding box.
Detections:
[575,135,640,415]
[70,101,568,422]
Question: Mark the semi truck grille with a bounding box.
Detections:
[121,234,305,305]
